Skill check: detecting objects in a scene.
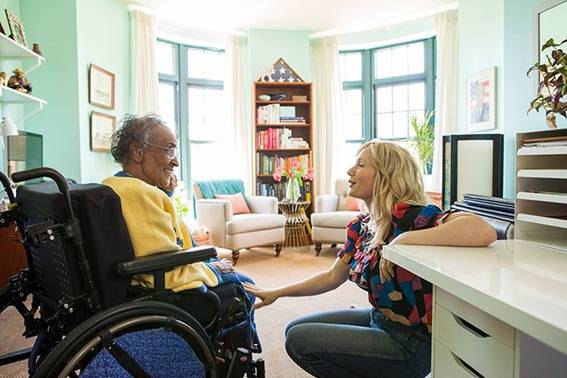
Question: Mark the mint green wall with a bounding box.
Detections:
[248,30,312,82]
[501,0,566,197]
[18,0,130,183]
[457,0,504,136]
[76,0,129,183]
[20,0,81,180]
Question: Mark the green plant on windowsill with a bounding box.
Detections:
[410,111,434,175]
[527,38,567,129]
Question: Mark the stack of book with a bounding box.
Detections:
[280,116,305,124]
[451,194,514,240]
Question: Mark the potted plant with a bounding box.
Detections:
[527,38,567,128]
[410,111,434,175]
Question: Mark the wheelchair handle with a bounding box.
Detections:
[0,171,15,203]
[12,167,75,220]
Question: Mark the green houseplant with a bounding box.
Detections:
[410,111,434,175]
[527,38,567,128]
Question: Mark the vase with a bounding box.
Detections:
[285,177,301,202]
[546,113,557,129]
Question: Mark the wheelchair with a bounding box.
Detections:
[0,167,265,377]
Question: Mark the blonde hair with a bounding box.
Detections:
[358,140,428,250]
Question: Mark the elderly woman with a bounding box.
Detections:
[102,114,259,347]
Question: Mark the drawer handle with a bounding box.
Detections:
[452,353,485,378]
[452,314,490,338]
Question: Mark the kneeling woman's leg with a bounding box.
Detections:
[285,308,431,378]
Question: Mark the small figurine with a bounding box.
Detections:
[7,68,32,93]
[0,72,7,86]
[32,43,42,56]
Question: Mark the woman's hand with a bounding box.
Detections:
[243,283,279,309]
[210,258,235,273]
[379,256,396,283]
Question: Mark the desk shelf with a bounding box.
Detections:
[0,33,44,74]
[0,86,46,105]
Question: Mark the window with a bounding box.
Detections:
[339,38,435,174]
[157,41,230,202]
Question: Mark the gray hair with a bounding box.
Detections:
[110,114,165,165]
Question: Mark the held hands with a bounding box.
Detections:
[243,283,278,309]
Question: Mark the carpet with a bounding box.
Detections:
[0,245,369,377]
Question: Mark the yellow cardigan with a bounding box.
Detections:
[103,176,218,292]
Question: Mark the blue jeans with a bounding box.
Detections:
[285,308,431,378]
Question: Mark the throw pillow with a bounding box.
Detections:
[346,196,363,212]
[214,193,251,215]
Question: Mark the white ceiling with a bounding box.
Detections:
[123,0,457,35]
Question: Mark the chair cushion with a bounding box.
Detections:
[311,211,360,228]
[214,193,250,215]
[346,196,364,211]
[226,213,285,235]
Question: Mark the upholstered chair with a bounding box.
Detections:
[310,179,361,256]
[193,179,285,263]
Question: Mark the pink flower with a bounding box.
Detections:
[273,171,282,182]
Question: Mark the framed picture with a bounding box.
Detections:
[466,67,496,131]
[442,133,503,210]
[5,9,28,47]
[89,64,115,109]
[90,112,116,152]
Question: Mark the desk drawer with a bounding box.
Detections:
[435,304,514,377]
[434,341,483,378]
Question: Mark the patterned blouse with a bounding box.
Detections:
[337,203,448,331]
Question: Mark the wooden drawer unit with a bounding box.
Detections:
[434,288,515,377]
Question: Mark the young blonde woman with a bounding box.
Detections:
[244,140,496,378]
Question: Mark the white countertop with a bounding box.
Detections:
[383,239,567,355]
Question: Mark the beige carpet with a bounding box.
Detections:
[0,245,369,377]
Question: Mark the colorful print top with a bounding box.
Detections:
[337,204,448,331]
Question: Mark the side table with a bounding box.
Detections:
[278,201,311,247]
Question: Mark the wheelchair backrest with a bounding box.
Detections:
[16,180,134,311]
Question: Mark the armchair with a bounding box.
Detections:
[193,179,285,263]
[310,179,361,256]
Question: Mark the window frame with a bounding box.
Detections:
[157,40,225,195]
[340,37,436,146]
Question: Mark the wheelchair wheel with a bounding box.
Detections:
[33,301,216,378]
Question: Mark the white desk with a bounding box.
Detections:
[383,239,567,377]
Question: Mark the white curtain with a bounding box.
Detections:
[130,10,159,114]
[310,37,344,196]
[225,35,253,193]
[431,10,459,192]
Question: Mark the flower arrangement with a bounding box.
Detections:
[273,161,313,202]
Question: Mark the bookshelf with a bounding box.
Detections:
[253,81,314,208]
[516,129,567,250]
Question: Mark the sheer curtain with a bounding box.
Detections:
[431,10,459,192]
[130,10,159,114]
[225,35,252,193]
[310,37,344,196]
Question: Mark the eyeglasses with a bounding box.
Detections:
[144,142,179,159]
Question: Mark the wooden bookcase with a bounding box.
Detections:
[253,81,314,209]
[516,128,567,250]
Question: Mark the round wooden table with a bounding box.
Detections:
[278,201,311,247]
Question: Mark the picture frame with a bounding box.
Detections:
[466,67,496,131]
[442,133,504,210]
[89,64,115,109]
[90,112,116,152]
[5,9,28,47]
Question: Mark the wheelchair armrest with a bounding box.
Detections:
[117,246,217,276]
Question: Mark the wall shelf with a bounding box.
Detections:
[0,33,44,74]
[0,86,46,105]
